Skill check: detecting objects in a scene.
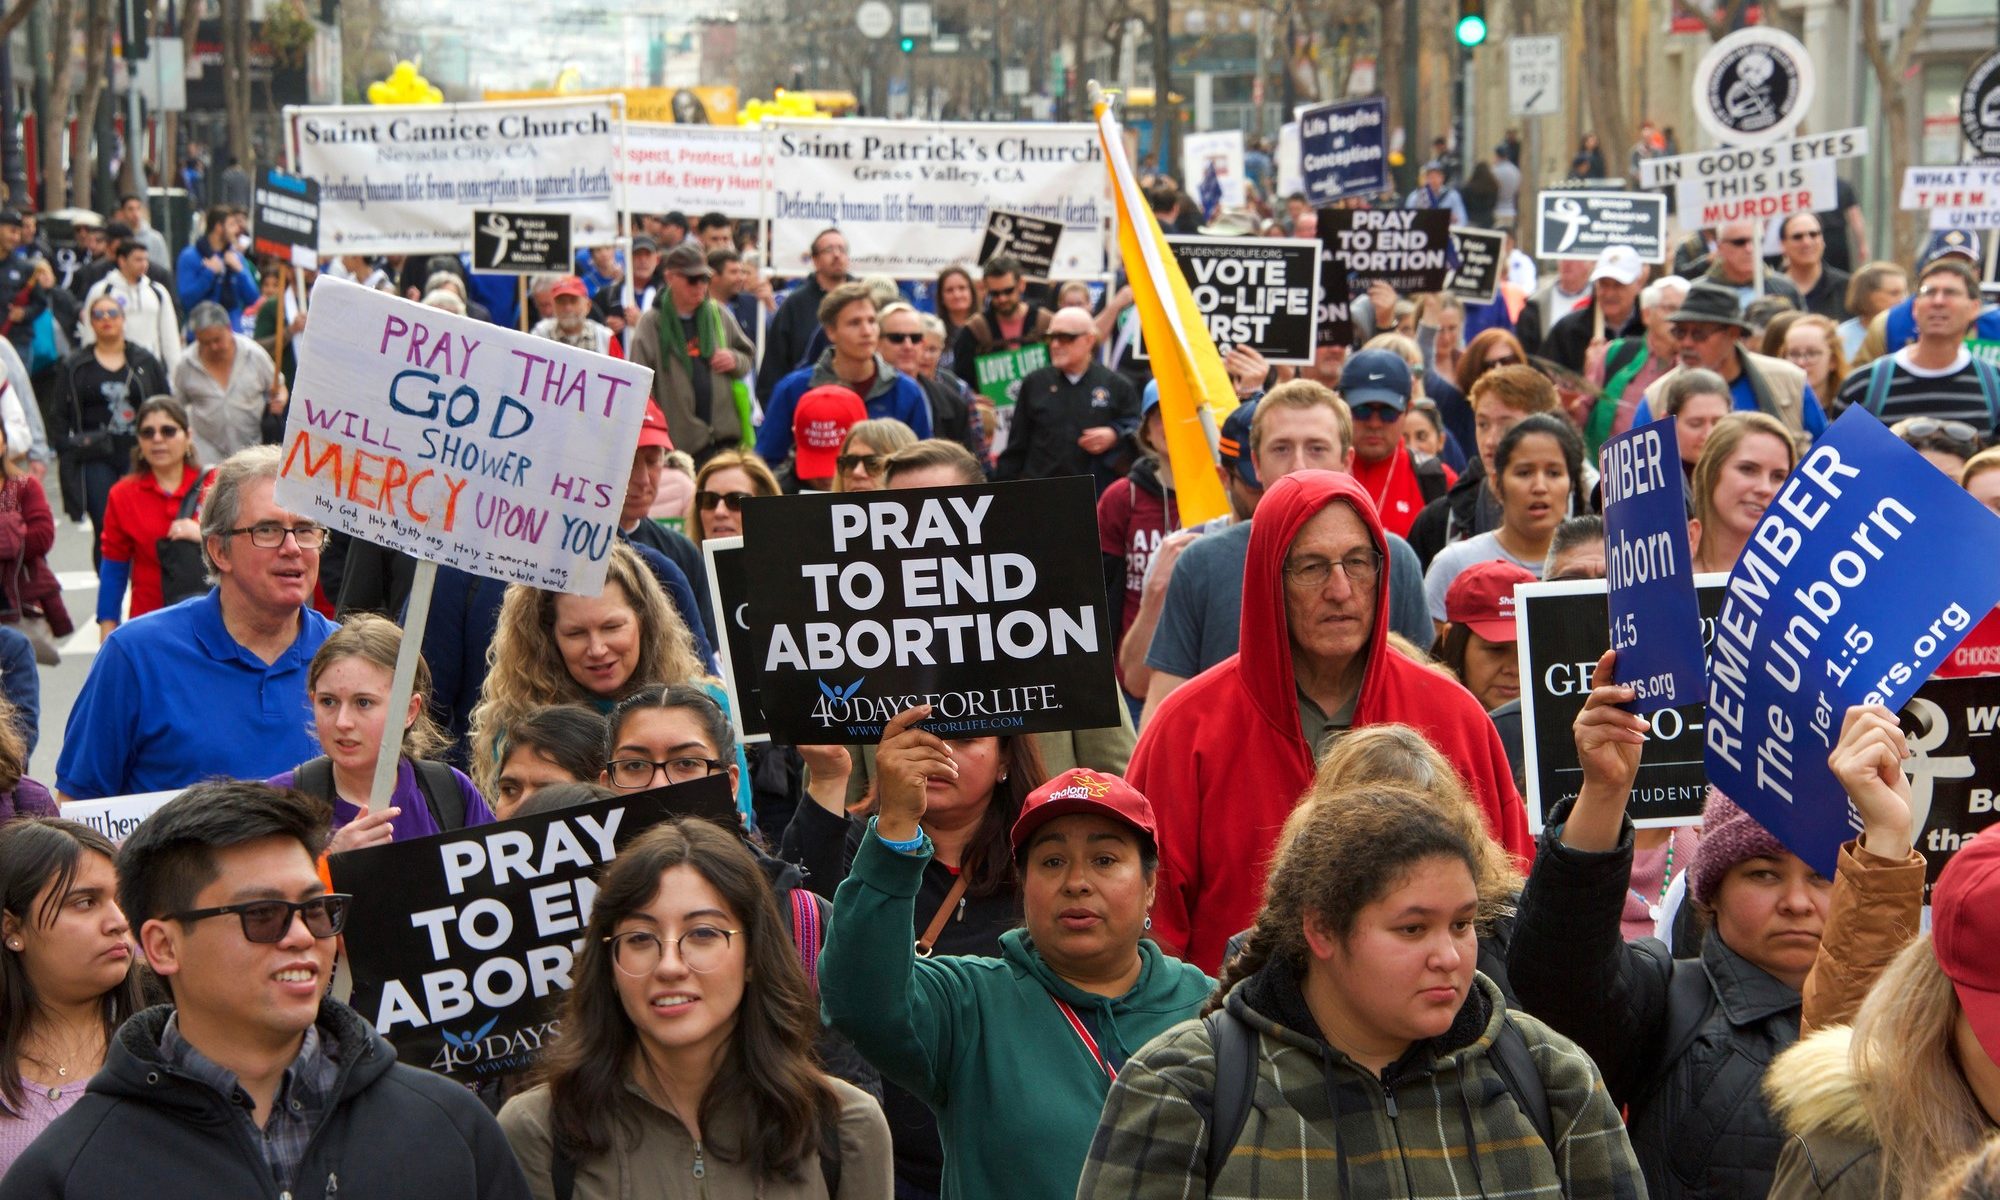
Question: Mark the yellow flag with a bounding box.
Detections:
[1092,92,1238,528]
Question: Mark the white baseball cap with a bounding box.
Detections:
[1590,244,1645,286]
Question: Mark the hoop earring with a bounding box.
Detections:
[1143,916,1152,931]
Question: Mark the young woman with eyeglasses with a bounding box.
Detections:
[688,450,781,549]
[0,818,142,1177]
[499,817,894,1199]
[95,396,206,635]
[1781,313,1848,402]
[833,418,917,494]
[48,296,171,561]
[271,614,494,851]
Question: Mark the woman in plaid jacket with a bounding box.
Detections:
[1079,787,1642,1199]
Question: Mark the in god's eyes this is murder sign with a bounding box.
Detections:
[740,477,1120,743]
[275,275,653,595]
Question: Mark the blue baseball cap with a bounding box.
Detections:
[1142,379,1160,420]
[1218,399,1260,489]
[1922,229,1983,271]
[1338,348,1414,411]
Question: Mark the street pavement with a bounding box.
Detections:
[32,510,120,788]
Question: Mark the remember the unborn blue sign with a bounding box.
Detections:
[1601,418,1705,716]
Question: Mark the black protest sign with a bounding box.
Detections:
[979,210,1064,280]
[740,478,1120,743]
[1535,191,1669,263]
[1517,577,1726,830]
[1965,50,2000,159]
[1896,676,2000,903]
[327,780,729,1080]
[1446,227,1506,304]
[1316,233,1353,347]
[702,536,771,743]
[1321,208,1453,295]
[253,168,321,267]
[472,209,574,275]
[1160,236,1320,364]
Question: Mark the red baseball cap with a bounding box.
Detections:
[792,386,867,480]
[1444,560,1536,643]
[639,400,673,450]
[1933,826,2000,1063]
[551,276,590,300]
[1009,768,1158,855]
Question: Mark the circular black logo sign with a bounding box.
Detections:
[1704,42,1804,140]
[1963,50,2000,158]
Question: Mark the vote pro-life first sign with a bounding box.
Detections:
[739,478,1120,744]
[1159,236,1321,364]
[1705,408,2000,876]
[274,276,653,595]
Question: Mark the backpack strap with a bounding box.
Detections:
[787,887,825,993]
[551,1144,576,1200]
[1864,357,1896,418]
[1490,1016,1558,1172]
[1971,355,2000,431]
[1202,1007,1259,1189]
[411,758,466,831]
[293,757,337,807]
[1633,958,1719,1112]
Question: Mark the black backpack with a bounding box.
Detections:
[292,755,466,831]
[1201,1006,1556,1191]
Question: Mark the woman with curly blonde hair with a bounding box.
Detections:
[467,543,750,820]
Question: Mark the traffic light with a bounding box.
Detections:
[899,35,917,52]
[1455,0,1488,46]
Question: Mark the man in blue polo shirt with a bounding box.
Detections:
[57,445,335,800]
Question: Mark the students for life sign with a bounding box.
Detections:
[285,97,625,256]
[1704,409,2000,876]
[762,119,1107,279]
[274,276,653,596]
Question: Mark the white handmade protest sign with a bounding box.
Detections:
[273,276,653,596]
[285,97,625,256]
[61,791,179,843]
[620,122,766,219]
[762,118,1108,279]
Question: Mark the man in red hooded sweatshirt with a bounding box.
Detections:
[1128,470,1535,973]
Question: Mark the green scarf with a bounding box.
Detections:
[657,299,755,447]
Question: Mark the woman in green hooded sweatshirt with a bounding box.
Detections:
[819,705,1211,1200]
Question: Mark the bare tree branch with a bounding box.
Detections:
[0,0,40,42]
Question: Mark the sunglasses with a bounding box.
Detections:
[882,331,924,345]
[695,490,754,512]
[137,424,183,440]
[1784,229,1822,241]
[1047,331,1085,343]
[1673,323,1731,342]
[88,308,123,320]
[837,453,887,476]
[1485,354,1521,368]
[1902,418,1981,450]
[1720,237,1756,248]
[165,894,352,943]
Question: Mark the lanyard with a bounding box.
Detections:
[1051,995,1116,1081]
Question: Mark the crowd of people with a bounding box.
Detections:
[0,141,1989,1200]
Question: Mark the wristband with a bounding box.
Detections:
[875,825,928,855]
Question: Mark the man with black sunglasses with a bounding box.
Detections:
[994,307,1139,493]
[0,780,530,1199]
[950,253,1056,370]
[1700,218,1801,312]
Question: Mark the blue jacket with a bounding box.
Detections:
[174,240,260,326]
[756,351,933,467]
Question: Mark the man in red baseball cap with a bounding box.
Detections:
[530,274,624,358]
[790,385,866,491]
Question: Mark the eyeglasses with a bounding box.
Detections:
[1283,551,1383,590]
[137,424,183,440]
[1672,323,1731,343]
[837,453,887,476]
[1901,418,1981,451]
[605,926,739,976]
[1047,331,1085,344]
[695,490,753,512]
[1784,229,1823,242]
[606,755,727,790]
[166,894,352,943]
[882,331,924,345]
[1918,285,1974,302]
[1720,237,1756,248]
[227,522,327,549]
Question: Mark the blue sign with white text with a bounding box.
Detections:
[1703,408,2000,875]
[1602,418,1704,715]
[1297,97,1390,206]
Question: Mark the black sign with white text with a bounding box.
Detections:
[1893,676,2000,903]
[1517,577,1726,831]
[472,209,574,275]
[327,781,734,1080]
[1446,226,1506,304]
[1964,50,2000,159]
[740,479,1119,743]
[253,168,321,267]
[702,537,771,743]
[1536,191,1669,263]
[1158,236,1320,364]
[979,210,1064,280]
[1322,208,1453,296]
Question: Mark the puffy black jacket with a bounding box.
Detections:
[0,1000,530,1200]
[1508,819,1802,1200]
